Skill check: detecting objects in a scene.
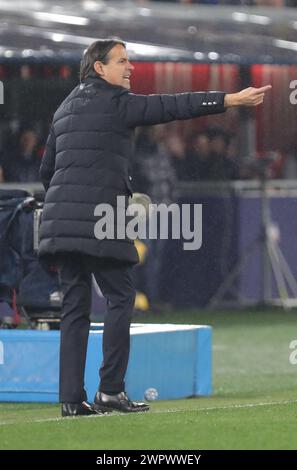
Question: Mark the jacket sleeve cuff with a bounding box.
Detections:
[198,91,226,115]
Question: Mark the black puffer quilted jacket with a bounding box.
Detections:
[39,76,225,263]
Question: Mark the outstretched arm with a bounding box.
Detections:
[224,85,272,108]
[117,90,226,128]
[117,85,271,128]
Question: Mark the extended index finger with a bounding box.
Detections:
[255,85,272,94]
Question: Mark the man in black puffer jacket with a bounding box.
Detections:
[39,38,271,416]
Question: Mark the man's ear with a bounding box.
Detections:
[94,61,104,77]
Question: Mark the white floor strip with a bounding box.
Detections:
[1,399,297,426]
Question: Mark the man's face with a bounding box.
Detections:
[95,44,134,90]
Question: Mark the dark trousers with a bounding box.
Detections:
[58,254,136,403]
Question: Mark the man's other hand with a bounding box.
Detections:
[224,85,272,108]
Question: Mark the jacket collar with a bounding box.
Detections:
[82,75,127,92]
[82,75,109,86]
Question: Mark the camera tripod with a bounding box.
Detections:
[208,171,297,310]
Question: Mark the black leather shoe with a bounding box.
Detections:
[93,391,150,413]
[61,400,106,417]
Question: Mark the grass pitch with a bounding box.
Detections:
[1,309,297,450]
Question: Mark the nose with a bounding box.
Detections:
[128,61,135,71]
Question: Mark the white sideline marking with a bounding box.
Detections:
[90,323,211,335]
[0,399,297,426]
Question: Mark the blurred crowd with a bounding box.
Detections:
[0,129,42,184]
[133,124,293,191]
[133,0,297,7]
[0,124,294,187]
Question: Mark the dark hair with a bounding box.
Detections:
[80,38,126,82]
